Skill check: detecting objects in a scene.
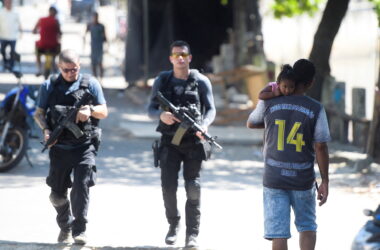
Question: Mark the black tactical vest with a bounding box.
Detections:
[156,70,202,137]
[47,74,99,145]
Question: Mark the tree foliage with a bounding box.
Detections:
[272,0,380,26]
[220,0,229,6]
[271,0,325,18]
[368,0,380,26]
[269,0,349,101]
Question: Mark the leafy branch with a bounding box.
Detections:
[271,0,325,18]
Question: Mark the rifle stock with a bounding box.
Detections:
[156,91,222,150]
[41,91,93,152]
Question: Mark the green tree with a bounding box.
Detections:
[273,0,380,163]
[272,0,322,18]
[368,0,380,26]
[271,0,349,101]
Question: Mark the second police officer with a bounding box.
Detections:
[34,49,108,245]
[148,40,216,248]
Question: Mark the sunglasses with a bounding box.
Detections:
[171,52,190,58]
[61,68,79,73]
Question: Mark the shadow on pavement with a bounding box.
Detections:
[0,240,185,250]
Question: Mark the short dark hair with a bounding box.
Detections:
[170,40,191,54]
[59,49,80,64]
[293,59,316,85]
[49,6,57,15]
[276,64,296,84]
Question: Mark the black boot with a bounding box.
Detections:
[165,223,179,245]
[185,234,198,248]
[73,232,87,245]
[57,229,72,243]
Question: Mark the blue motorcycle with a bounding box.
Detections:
[352,204,380,250]
[0,54,38,172]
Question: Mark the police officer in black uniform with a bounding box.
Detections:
[34,49,108,245]
[148,40,216,248]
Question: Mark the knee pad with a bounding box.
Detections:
[185,180,200,200]
[49,191,68,207]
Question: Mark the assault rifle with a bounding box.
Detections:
[156,91,222,150]
[41,91,93,152]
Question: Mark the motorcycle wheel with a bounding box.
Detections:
[0,127,28,172]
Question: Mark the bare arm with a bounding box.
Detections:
[315,142,329,206]
[91,104,108,119]
[33,107,51,142]
[246,121,264,129]
[84,24,90,44]
[33,107,48,131]
[259,85,281,100]
[57,20,62,36]
[32,20,40,34]
[103,25,107,43]
[246,100,265,129]
[76,104,108,123]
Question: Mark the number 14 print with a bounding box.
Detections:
[275,119,305,152]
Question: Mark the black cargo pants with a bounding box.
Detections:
[160,136,204,236]
[47,144,97,236]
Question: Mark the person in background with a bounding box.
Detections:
[85,11,107,82]
[33,6,61,76]
[0,0,22,71]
